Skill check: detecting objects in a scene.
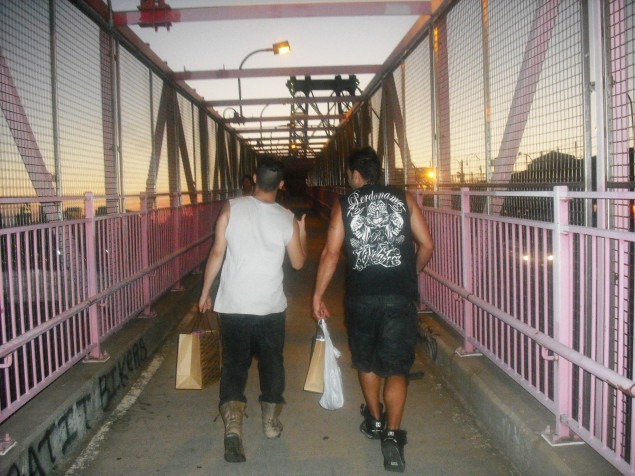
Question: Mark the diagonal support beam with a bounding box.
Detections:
[175,102,197,203]
[0,47,59,222]
[146,83,169,194]
[100,29,119,214]
[384,73,416,181]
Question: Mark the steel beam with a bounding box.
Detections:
[207,96,363,107]
[234,126,334,133]
[246,137,329,142]
[113,2,432,26]
[174,65,381,81]
[223,114,343,123]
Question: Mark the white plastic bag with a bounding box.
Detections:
[318,319,344,410]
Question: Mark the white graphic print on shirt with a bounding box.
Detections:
[346,190,406,271]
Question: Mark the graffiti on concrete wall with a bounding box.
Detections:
[3,339,148,476]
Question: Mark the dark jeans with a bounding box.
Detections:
[217,312,286,406]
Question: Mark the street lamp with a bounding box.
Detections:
[238,41,290,117]
[223,107,243,124]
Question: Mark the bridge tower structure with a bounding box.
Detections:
[286,75,359,157]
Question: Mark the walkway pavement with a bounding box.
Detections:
[1,196,620,475]
[55,199,516,476]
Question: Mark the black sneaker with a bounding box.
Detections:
[359,403,385,439]
[381,429,407,472]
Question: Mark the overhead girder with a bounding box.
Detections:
[246,135,329,141]
[235,126,335,134]
[206,96,363,108]
[223,114,344,124]
[287,75,359,97]
[112,2,433,27]
[174,65,381,81]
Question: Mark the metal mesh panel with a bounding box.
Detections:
[607,0,635,236]
[606,1,635,461]
[607,0,633,188]
[489,0,585,189]
[444,0,485,187]
[404,36,434,189]
[119,46,152,203]
[0,1,54,204]
[55,0,104,198]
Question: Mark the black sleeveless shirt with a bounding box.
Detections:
[340,184,419,301]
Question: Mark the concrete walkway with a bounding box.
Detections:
[52,200,517,476]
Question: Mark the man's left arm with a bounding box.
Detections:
[286,214,307,270]
[198,202,230,312]
[406,193,434,273]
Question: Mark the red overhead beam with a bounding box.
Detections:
[113,2,432,26]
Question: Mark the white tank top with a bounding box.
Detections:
[213,196,294,315]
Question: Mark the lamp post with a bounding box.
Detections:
[237,41,290,118]
[259,103,271,144]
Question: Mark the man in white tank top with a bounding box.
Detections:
[198,157,307,463]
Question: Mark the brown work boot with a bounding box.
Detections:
[219,401,246,462]
[261,401,284,438]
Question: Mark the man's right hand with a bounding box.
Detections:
[312,296,330,321]
[198,295,212,313]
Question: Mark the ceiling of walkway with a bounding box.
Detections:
[100,0,443,161]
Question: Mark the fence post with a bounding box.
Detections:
[457,187,479,356]
[543,185,574,443]
[139,193,156,317]
[84,192,108,361]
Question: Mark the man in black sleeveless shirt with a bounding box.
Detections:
[312,146,434,473]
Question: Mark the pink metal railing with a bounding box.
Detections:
[418,187,635,474]
[0,193,223,424]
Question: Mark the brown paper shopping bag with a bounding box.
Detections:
[304,327,325,393]
[176,312,221,390]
